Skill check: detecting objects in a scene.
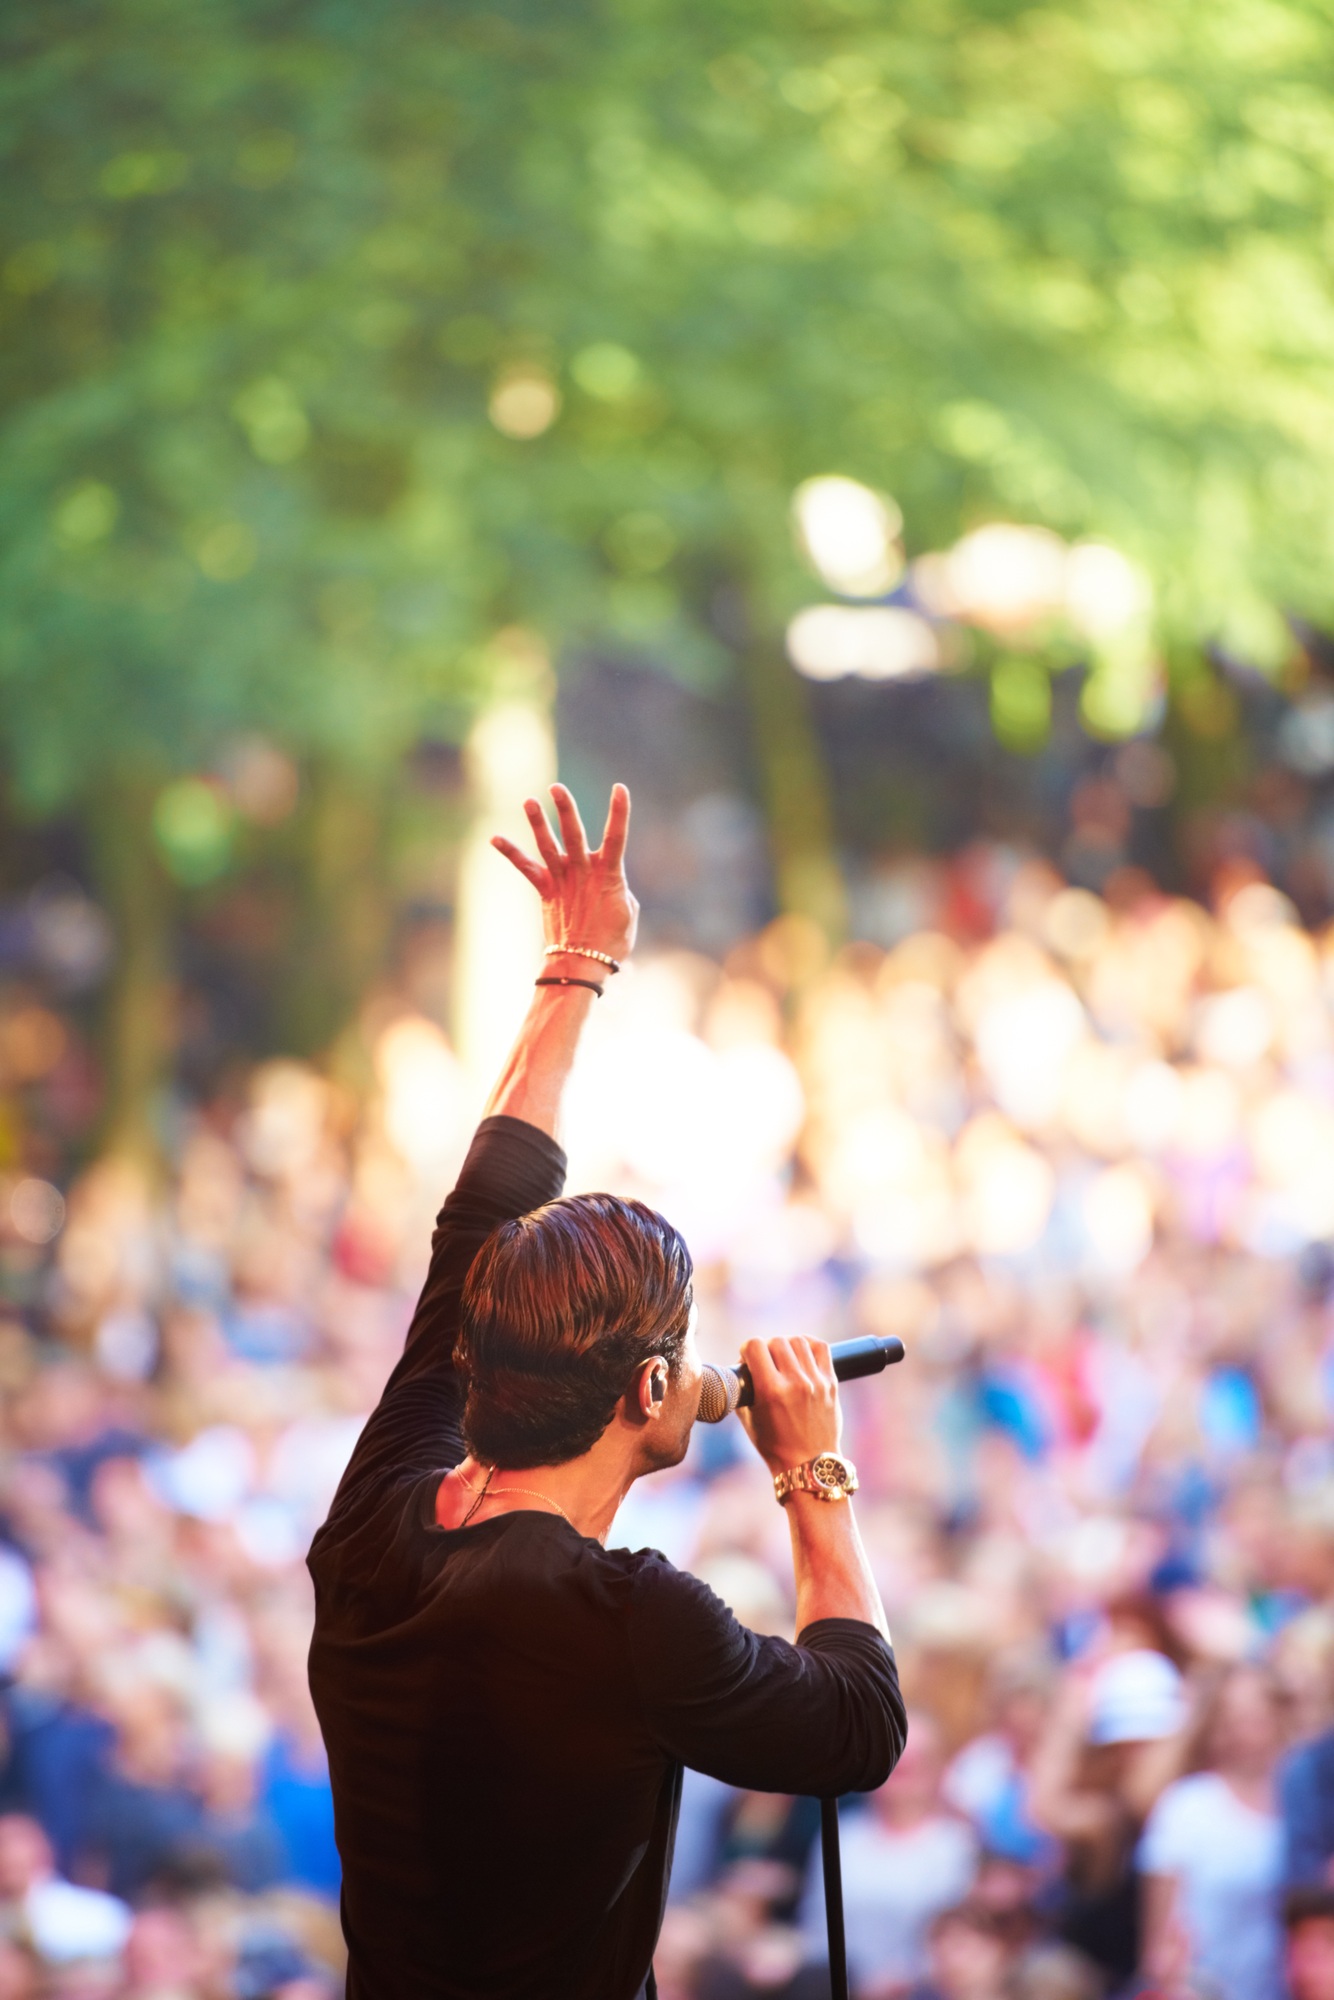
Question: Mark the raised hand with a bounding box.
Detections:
[491,782,638,965]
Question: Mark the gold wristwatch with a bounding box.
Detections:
[773,1452,859,1505]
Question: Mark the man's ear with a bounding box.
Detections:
[633,1356,668,1421]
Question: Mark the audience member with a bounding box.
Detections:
[943,1655,1056,1870]
[0,1812,129,1967]
[1137,1665,1287,2000]
[798,1714,978,1995]
[1284,1721,1334,1888]
[910,1904,1011,2000]
[1029,1651,1185,1986]
[82,1686,202,1900]
[1287,1887,1334,2000]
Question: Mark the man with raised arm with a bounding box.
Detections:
[308,782,905,2000]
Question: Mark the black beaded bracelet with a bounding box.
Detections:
[535,976,604,998]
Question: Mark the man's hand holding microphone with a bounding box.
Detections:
[736,1334,889,1643]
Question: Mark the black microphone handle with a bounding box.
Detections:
[730,1333,905,1411]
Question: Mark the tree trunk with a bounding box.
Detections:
[280,760,394,1058]
[85,772,175,1169]
[737,636,848,944]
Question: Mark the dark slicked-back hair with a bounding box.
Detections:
[455,1193,694,1467]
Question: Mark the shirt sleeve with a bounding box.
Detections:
[626,1553,906,1798]
[313,1115,566,1536]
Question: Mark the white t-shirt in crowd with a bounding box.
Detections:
[23,1876,132,1963]
[1137,1771,1284,2000]
[800,1809,979,1987]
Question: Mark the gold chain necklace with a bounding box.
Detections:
[455,1463,573,1530]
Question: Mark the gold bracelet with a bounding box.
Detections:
[543,945,622,974]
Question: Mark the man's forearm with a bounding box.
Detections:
[483,957,599,1138]
[788,1497,890,1643]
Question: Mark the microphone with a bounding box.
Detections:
[696,1335,906,1424]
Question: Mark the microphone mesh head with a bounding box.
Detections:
[696,1364,741,1424]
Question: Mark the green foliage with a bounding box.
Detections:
[2,0,1334,805]
[991,656,1052,754]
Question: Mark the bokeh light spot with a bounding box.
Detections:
[793,476,903,597]
[787,605,939,681]
[10,1178,65,1246]
[153,778,235,885]
[220,737,300,826]
[489,367,561,438]
[54,481,119,547]
[572,343,642,400]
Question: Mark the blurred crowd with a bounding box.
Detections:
[0,848,1333,1996]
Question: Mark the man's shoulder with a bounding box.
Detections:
[598,1539,675,1576]
[593,1541,749,1650]
[583,1538,694,1610]
[601,1540,724,1604]
[308,1468,439,1610]
[448,1113,567,1217]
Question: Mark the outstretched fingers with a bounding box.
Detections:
[490,835,551,894]
[550,783,590,861]
[523,795,563,870]
[599,783,631,867]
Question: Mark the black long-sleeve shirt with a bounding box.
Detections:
[308,1115,905,2000]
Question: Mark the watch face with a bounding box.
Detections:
[811,1453,851,1492]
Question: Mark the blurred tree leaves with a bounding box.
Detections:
[5,0,1334,813]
